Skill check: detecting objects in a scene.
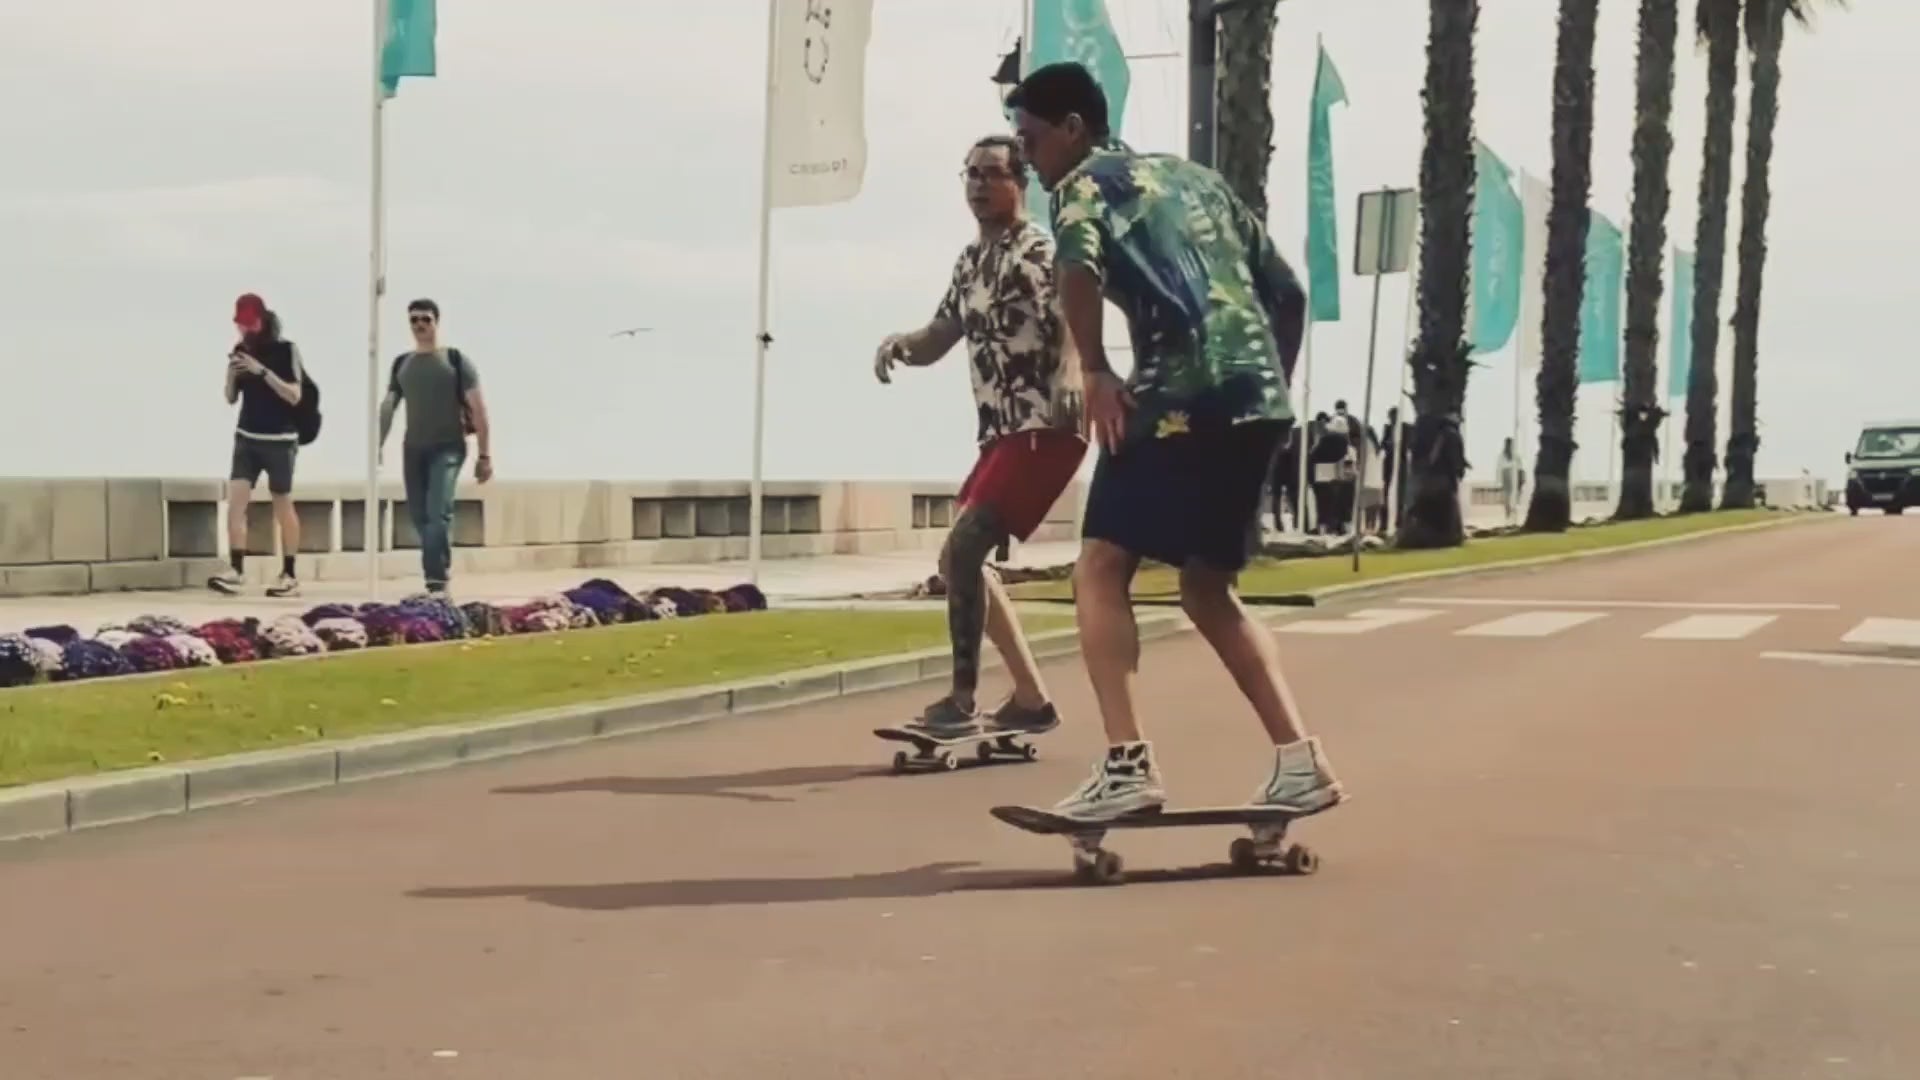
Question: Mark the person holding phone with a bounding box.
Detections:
[209,293,305,598]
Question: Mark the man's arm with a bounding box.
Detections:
[224,360,241,405]
[1051,178,1110,375]
[895,316,963,367]
[1248,220,1307,385]
[256,344,303,406]
[465,386,491,460]
[377,387,402,448]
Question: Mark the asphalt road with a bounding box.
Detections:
[2,515,1915,1079]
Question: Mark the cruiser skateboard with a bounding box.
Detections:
[990,804,1319,885]
[873,724,1045,774]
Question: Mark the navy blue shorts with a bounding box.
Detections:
[1081,419,1288,573]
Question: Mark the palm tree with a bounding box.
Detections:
[1615,0,1680,520]
[1722,0,1842,508]
[1678,0,1740,513]
[1214,0,1282,220]
[1399,0,1479,549]
[1522,0,1600,533]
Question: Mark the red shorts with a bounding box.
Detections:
[957,429,1088,541]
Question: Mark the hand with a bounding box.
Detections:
[873,334,909,385]
[1083,370,1134,454]
[233,350,264,376]
[474,455,494,484]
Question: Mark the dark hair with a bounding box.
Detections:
[259,310,283,341]
[970,134,1028,180]
[1005,62,1110,139]
[407,298,440,319]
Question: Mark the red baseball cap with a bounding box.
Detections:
[233,293,267,323]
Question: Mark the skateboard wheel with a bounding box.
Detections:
[1284,844,1319,876]
[939,752,959,771]
[1020,744,1039,762]
[976,741,996,764]
[1090,851,1125,885]
[891,751,909,773]
[1229,836,1261,872]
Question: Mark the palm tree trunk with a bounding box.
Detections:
[1615,0,1679,520]
[1722,0,1786,509]
[1679,0,1740,513]
[1523,0,1599,533]
[1399,0,1479,550]
[1214,0,1281,221]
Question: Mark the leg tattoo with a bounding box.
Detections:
[942,505,1010,711]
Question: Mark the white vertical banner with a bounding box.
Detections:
[767,0,873,210]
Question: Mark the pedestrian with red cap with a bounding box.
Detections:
[211,293,307,598]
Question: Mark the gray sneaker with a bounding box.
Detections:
[987,698,1061,735]
[907,697,982,739]
[1250,736,1346,816]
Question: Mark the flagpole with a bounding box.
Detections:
[1295,325,1313,533]
[748,0,779,585]
[365,0,387,601]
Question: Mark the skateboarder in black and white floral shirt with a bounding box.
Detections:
[873,134,1088,741]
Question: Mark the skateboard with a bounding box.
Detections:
[873,724,1045,774]
[990,804,1319,885]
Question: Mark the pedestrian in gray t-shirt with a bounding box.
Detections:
[377,298,494,595]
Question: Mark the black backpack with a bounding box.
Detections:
[293,349,322,445]
[389,348,474,435]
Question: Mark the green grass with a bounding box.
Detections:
[1009,509,1822,601]
[0,609,1074,788]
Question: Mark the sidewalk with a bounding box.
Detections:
[0,541,1086,633]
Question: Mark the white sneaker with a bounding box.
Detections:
[1250,736,1346,816]
[265,574,301,599]
[1051,741,1168,822]
[207,571,244,596]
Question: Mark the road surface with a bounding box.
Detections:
[2,515,1915,1079]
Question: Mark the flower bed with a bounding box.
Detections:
[0,580,769,691]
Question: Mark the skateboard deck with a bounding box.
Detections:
[873,724,1048,773]
[990,804,1320,884]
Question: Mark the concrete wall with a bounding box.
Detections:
[0,477,1085,597]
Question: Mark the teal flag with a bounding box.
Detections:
[1667,247,1694,398]
[1021,0,1130,227]
[1576,212,1625,383]
[381,0,437,99]
[1469,141,1524,353]
[1305,40,1347,322]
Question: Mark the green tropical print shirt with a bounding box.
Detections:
[1050,143,1306,446]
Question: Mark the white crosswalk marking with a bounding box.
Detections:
[1643,614,1778,641]
[1840,618,1920,648]
[1276,608,1445,635]
[1456,611,1607,638]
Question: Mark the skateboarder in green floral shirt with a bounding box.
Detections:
[1006,62,1348,822]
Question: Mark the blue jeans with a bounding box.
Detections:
[403,443,466,589]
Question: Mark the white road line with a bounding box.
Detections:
[1643,614,1779,641]
[1276,608,1445,635]
[1762,650,1920,670]
[1840,618,1920,649]
[1456,611,1608,638]
[1396,597,1840,612]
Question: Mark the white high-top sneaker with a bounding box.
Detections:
[1250,736,1346,816]
[1051,741,1168,821]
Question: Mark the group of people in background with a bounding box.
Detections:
[1267,401,1406,537]
[214,294,494,600]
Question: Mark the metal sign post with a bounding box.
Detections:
[1351,186,1418,572]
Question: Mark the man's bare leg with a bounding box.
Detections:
[912,506,1008,735]
[982,567,1049,710]
[1073,538,1143,744]
[1179,563,1345,813]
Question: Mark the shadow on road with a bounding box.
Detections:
[491,764,882,804]
[408,860,1291,911]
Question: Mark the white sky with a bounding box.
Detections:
[0,0,1904,485]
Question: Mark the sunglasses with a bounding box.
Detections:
[408,314,435,326]
[959,166,1019,183]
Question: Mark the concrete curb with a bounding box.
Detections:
[0,512,1828,845]
[1301,511,1838,604]
[0,612,1194,844]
